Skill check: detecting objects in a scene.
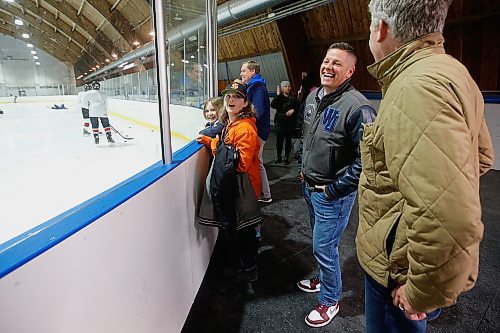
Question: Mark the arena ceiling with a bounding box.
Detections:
[0,0,216,75]
[0,0,498,90]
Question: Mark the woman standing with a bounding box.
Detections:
[197,80,261,283]
[271,81,298,164]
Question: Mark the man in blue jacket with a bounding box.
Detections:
[297,42,376,328]
[240,60,272,203]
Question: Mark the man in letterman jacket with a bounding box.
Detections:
[297,42,376,328]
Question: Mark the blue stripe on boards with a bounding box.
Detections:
[0,141,204,278]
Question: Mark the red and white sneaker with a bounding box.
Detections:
[297,276,321,293]
[305,303,339,328]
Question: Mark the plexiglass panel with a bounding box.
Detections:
[165,0,209,148]
[0,0,213,245]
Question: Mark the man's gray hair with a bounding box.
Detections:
[369,0,452,44]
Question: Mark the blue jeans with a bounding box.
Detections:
[303,185,356,306]
[365,274,442,333]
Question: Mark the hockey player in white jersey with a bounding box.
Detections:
[87,81,114,144]
[78,83,92,135]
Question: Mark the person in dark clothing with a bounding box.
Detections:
[240,60,272,203]
[295,72,319,169]
[271,80,299,164]
[51,104,67,109]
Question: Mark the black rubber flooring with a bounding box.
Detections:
[182,131,500,333]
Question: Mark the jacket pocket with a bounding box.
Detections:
[360,124,376,185]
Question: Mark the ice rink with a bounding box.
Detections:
[0,95,206,245]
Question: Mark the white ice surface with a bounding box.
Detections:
[0,96,206,245]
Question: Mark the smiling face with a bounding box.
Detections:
[224,93,248,121]
[204,101,217,123]
[319,48,355,95]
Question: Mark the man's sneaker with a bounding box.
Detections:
[305,303,339,328]
[297,276,321,293]
[258,196,272,203]
[83,128,91,136]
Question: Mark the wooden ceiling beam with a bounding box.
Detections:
[0,26,78,64]
[0,4,93,64]
[446,11,500,26]
[1,0,107,65]
[85,0,144,46]
[304,32,370,46]
[41,0,115,59]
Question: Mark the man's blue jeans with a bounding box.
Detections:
[303,186,356,306]
[365,274,433,333]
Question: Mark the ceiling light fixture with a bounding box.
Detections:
[122,63,135,71]
[133,41,140,46]
[14,19,23,26]
[22,33,29,39]
[35,62,40,65]
[174,14,182,21]
[30,50,36,54]
[105,59,110,63]
[111,53,118,59]
[27,43,33,48]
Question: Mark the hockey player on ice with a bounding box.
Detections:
[50,104,67,109]
[87,81,114,144]
[78,83,92,135]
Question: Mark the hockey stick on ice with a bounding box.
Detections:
[110,125,134,140]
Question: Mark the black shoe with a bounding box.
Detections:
[83,128,91,136]
[235,266,258,282]
[93,134,99,144]
[106,132,115,143]
[284,158,290,165]
[241,281,257,298]
[273,157,282,163]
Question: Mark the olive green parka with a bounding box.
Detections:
[356,33,494,312]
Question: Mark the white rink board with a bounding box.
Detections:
[0,147,217,333]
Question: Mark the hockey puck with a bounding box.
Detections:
[124,140,128,143]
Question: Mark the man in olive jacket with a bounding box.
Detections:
[357,1,494,333]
